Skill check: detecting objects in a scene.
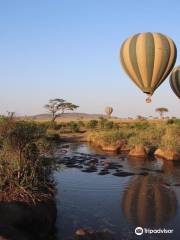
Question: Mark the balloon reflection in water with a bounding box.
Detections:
[122,175,177,227]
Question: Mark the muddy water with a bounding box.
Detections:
[54,143,180,240]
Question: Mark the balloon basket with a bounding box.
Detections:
[146,96,152,103]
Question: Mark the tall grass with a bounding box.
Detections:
[0,117,55,203]
[87,121,180,153]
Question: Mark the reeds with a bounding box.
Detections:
[0,117,55,203]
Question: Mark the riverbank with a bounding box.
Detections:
[87,123,180,161]
[0,117,57,239]
[57,119,180,161]
[60,132,88,142]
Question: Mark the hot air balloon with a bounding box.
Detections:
[169,66,180,99]
[105,106,113,118]
[120,32,177,103]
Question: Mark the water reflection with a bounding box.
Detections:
[162,161,180,182]
[127,155,163,170]
[55,143,180,240]
[122,175,177,227]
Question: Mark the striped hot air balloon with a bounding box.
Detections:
[169,66,180,99]
[105,106,113,118]
[120,32,177,103]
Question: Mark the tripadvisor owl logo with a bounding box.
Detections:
[135,227,174,235]
[135,227,143,235]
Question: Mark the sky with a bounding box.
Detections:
[0,0,180,118]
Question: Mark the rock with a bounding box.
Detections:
[75,228,113,240]
[106,165,119,170]
[140,167,152,171]
[75,165,83,169]
[155,169,164,173]
[66,164,77,168]
[98,170,109,175]
[59,149,68,154]
[138,172,149,176]
[103,161,123,170]
[82,166,97,172]
[61,144,69,148]
[75,228,86,236]
[113,171,135,177]
[86,159,98,165]
[129,145,147,157]
[155,149,180,161]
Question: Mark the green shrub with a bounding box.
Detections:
[78,120,85,127]
[98,117,108,129]
[87,120,98,129]
[88,129,130,147]
[0,119,54,202]
[127,125,165,148]
[130,121,150,130]
[166,119,175,124]
[67,121,80,133]
[160,125,180,151]
[104,121,114,129]
[23,143,39,163]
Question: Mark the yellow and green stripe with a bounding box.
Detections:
[170,66,180,99]
[120,32,177,95]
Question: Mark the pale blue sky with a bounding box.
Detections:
[0,0,180,117]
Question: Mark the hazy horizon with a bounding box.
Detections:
[0,0,180,117]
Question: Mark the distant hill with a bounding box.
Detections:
[24,112,115,121]
[33,113,104,118]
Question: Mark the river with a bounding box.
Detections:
[54,143,180,240]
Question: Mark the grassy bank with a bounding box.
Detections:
[36,117,180,159]
[0,116,58,203]
[46,117,179,158]
[87,119,180,159]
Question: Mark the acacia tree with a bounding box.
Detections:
[155,107,168,119]
[44,98,79,122]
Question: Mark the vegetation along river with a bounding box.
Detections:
[53,143,180,240]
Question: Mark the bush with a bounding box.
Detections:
[104,121,114,129]
[98,117,108,129]
[166,119,175,124]
[67,121,80,133]
[78,120,85,127]
[23,143,39,163]
[0,119,54,202]
[87,120,98,129]
[130,121,150,130]
[160,125,180,151]
[88,129,130,147]
[127,125,165,148]
[4,121,46,163]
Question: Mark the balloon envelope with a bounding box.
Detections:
[120,32,177,96]
[105,107,113,115]
[169,66,180,99]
